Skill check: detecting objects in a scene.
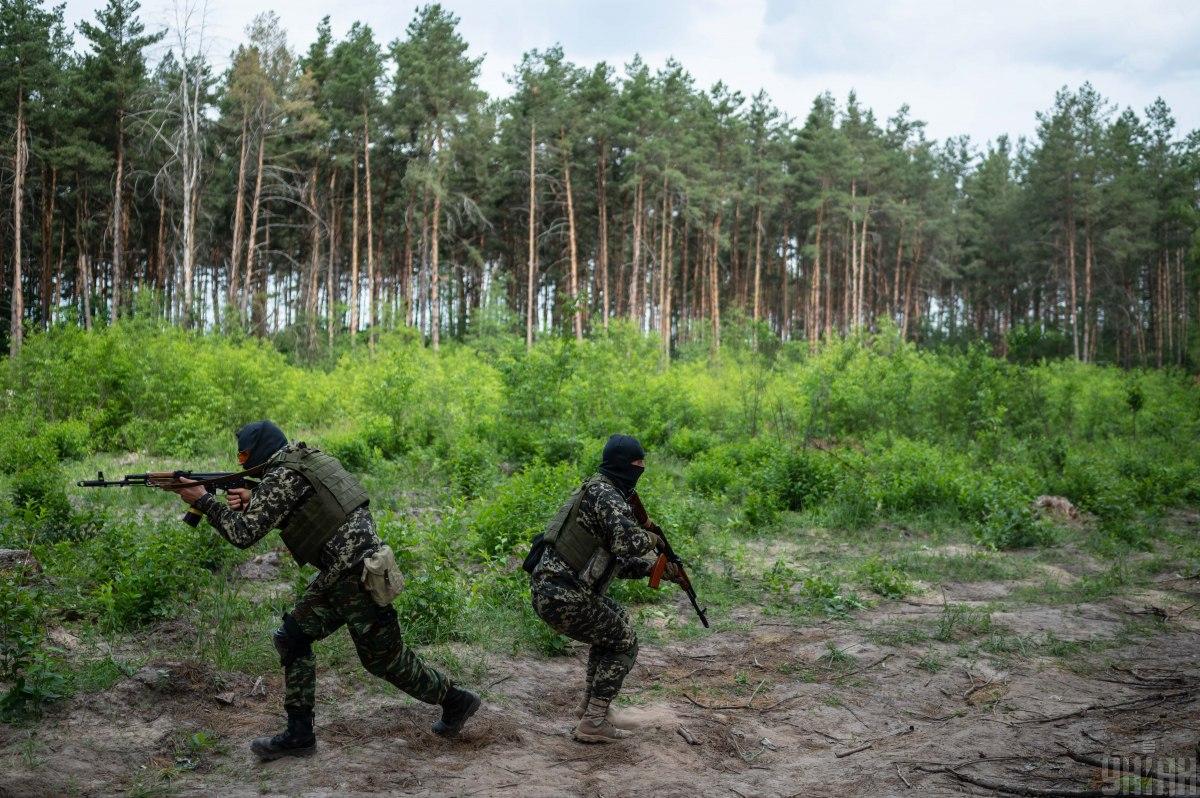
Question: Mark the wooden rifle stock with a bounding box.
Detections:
[628,491,709,628]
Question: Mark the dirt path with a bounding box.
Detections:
[3,575,1199,798]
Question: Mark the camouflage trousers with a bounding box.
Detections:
[530,570,638,704]
[281,566,451,714]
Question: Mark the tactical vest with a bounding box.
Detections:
[544,476,614,589]
[275,444,369,567]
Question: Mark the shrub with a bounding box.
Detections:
[684,448,738,498]
[0,572,67,720]
[470,462,577,556]
[800,574,864,616]
[395,564,464,645]
[856,559,914,598]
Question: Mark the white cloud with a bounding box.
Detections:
[59,0,1200,146]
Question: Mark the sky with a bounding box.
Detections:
[60,0,1200,148]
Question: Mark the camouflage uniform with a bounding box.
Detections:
[530,474,656,704]
[194,445,451,713]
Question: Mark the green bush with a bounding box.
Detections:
[0,572,67,720]
[856,559,915,598]
[395,564,464,646]
[470,462,577,556]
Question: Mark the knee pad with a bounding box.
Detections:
[272,613,313,668]
[615,638,639,671]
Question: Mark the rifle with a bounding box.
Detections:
[627,491,709,628]
[77,467,264,527]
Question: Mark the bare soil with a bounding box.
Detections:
[3,568,1199,798]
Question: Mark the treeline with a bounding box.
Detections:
[1,0,1197,364]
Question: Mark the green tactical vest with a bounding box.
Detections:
[275,444,369,567]
[544,476,611,585]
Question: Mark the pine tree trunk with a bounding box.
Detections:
[781,223,789,340]
[75,187,92,331]
[364,113,376,351]
[630,175,644,327]
[563,132,582,341]
[752,204,763,323]
[710,213,721,356]
[51,221,64,325]
[1067,208,1079,360]
[661,190,674,358]
[229,113,249,310]
[350,154,360,341]
[327,170,338,349]
[40,167,56,326]
[597,140,609,330]
[1083,226,1093,362]
[402,203,413,327]
[526,122,537,349]
[243,134,266,327]
[810,199,825,345]
[858,205,869,329]
[10,96,27,354]
[431,133,443,352]
[305,166,321,352]
[111,115,125,317]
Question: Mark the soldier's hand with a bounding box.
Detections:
[664,562,685,585]
[227,488,252,512]
[169,477,208,505]
[650,532,667,553]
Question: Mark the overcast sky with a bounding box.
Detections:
[61,0,1200,148]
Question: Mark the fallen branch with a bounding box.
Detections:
[1012,691,1182,725]
[1059,746,1197,787]
[677,726,700,746]
[894,762,913,789]
[834,742,873,758]
[836,652,894,681]
[937,767,1111,797]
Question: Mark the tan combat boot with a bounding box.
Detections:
[572,697,626,743]
[575,693,638,730]
[575,689,590,720]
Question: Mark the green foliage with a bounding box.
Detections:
[0,573,67,720]
[395,564,464,646]
[470,462,577,556]
[856,559,914,598]
[2,325,1199,677]
[799,574,864,616]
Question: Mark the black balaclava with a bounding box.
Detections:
[236,421,288,470]
[599,434,646,497]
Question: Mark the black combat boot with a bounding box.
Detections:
[431,687,481,737]
[250,709,317,761]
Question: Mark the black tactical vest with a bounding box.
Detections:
[275,444,369,566]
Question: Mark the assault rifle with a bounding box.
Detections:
[77,467,264,527]
[628,491,709,628]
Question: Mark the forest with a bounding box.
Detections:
[0,0,1196,365]
[3,1,1200,796]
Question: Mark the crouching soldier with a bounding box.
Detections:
[169,421,480,760]
[527,434,682,743]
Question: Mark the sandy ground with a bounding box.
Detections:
[3,567,1199,798]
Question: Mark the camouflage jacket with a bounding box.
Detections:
[193,445,380,592]
[536,473,656,593]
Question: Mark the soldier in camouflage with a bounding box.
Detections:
[529,434,682,743]
[170,421,480,760]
